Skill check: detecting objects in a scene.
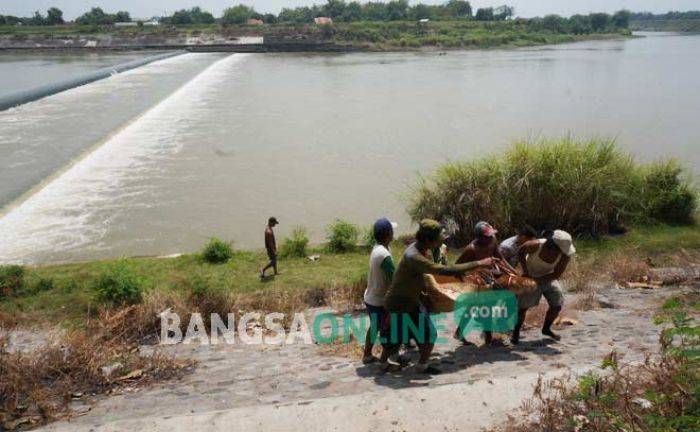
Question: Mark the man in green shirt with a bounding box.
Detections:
[380,219,493,374]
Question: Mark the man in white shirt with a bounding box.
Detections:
[362,217,397,364]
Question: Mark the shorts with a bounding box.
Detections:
[364,302,386,335]
[517,279,564,309]
[381,306,437,348]
[266,252,277,265]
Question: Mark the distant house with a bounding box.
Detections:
[246,19,264,25]
[314,17,333,25]
[419,18,430,24]
[143,20,160,26]
[114,22,137,27]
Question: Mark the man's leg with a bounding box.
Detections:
[415,309,440,373]
[260,260,274,277]
[510,308,527,345]
[271,256,279,275]
[541,280,564,340]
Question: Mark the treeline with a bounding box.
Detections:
[0,8,65,26]
[0,7,130,26]
[528,11,631,34]
[276,0,514,24]
[631,11,700,20]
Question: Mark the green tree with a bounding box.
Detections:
[323,0,347,18]
[362,2,388,21]
[341,2,363,21]
[590,12,610,32]
[569,14,591,34]
[114,11,131,22]
[612,9,631,28]
[76,7,110,25]
[542,14,567,33]
[386,0,408,20]
[475,7,494,21]
[46,7,64,25]
[445,0,472,18]
[170,10,193,24]
[28,10,45,25]
[494,5,514,20]
[409,3,432,20]
[221,4,256,24]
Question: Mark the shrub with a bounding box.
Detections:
[201,237,233,264]
[643,160,697,225]
[326,219,359,253]
[362,225,377,248]
[0,265,23,298]
[94,261,143,306]
[280,227,310,258]
[409,137,696,244]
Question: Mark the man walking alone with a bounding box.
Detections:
[260,217,279,279]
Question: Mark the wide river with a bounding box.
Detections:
[0,32,698,264]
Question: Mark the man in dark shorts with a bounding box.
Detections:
[260,217,279,279]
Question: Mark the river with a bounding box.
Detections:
[0,32,698,263]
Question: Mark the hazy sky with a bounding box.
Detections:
[2,0,699,20]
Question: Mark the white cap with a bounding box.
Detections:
[552,230,576,256]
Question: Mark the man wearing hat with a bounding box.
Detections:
[514,229,576,344]
[260,217,279,279]
[380,219,494,374]
[453,221,515,345]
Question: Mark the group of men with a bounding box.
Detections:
[363,218,575,374]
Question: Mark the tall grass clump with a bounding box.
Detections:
[326,219,360,253]
[94,261,143,306]
[409,137,696,244]
[0,265,23,298]
[201,237,233,264]
[643,160,697,225]
[280,227,310,258]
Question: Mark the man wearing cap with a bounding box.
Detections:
[362,217,397,364]
[513,229,576,344]
[260,217,279,279]
[380,219,493,374]
[453,221,514,345]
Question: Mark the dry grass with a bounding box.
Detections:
[488,294,700,432]
[0,329,190,430]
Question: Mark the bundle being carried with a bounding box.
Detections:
[423,266,538,313]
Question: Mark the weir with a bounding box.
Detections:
[0,51,185,111]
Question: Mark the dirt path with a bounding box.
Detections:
[37,284,694,431]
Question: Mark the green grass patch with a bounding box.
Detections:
[1,223,698,328]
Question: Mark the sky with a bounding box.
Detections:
[1,0,699,20]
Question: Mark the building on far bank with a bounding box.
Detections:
[314,17,333,25]
[247,19,264,25]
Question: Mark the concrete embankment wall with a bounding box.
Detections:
[0,51,184,111]
[0,34,353,53]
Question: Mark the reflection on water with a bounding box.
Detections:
[0,33,698,263]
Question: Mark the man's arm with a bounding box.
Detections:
[493,244,516,273]
[455,245,476,264]
[380,256,395,283]
[413,251,490,276]
[518,240,540,277]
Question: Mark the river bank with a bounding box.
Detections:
[1,224,698,430]
[1,223,698,328]
[0,20,630,52]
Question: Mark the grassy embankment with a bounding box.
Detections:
[1,138,698,329]
[1,136,697,428]
[631,19,700,32]
[0,20,630,50]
